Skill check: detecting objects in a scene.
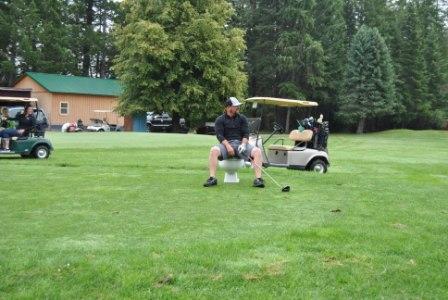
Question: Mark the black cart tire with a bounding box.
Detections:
[310,159,327,173]
[33,145,50,159]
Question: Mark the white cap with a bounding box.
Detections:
[226,97,241,107]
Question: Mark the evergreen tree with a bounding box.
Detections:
[69,0,121,77]
[245,0,279,97]
[0,0,17,86]
[311,0,347,123]
[113,0,247,126]
[277,0,325,98]
[419,0,448,127]
[395,2,430,127]
[339,25,396,133]
[32,0,77,74]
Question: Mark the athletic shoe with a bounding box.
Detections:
[0,148,11,153]
[253,177,265,188]
[203,177,218,187]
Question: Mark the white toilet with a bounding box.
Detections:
[219,158,250,183]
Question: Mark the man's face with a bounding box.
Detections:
[26,107,33,115]
[226,106,239,117]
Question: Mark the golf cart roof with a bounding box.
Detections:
[0,96,38,102]
[93,109,113,113]
[245,97,318,107]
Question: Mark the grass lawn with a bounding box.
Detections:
[1,130,447,299]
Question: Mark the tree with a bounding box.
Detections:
[242,0,327,131]
[244,0,325,99]
[393,2,430,127]
[113,0,247,126]
[0,0,120,85]
[311,0,347,125]
[419,0,448,127]
[339,25,396,133]
[0,0,17,86]
[68,0,121,77]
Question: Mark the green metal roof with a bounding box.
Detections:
[23,72,121,97]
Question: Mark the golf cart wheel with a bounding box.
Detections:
[98,129,105,132]
[310,159,327,174]
[33,145,50,159]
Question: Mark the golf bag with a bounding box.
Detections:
[316,121,329,151]
[297,117,329,151]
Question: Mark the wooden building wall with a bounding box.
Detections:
[51,93,124,126]
[14,76,124,127]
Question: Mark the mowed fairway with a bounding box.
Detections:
[1,130,447,299]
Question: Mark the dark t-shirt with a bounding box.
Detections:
[215,113,249,143]
[18,114,36,135]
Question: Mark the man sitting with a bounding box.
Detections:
[203,97,265,188]
[18,105,37,136]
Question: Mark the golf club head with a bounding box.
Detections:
[282,186,290,192]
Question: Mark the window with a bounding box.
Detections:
[60,102,68,115]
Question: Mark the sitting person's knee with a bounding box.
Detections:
[210,146,220,155]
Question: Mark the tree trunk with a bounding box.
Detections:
[82,0,94,76]
[356,117,366,134]
[8,43,17,86]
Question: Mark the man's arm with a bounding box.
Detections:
[215,115,225,143]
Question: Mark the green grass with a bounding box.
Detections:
[1,130,447,299]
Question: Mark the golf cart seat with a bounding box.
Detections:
[289,129,313,142]
[267,129,313,151]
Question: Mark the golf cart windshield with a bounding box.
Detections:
[0,96,40,120]
[245,97,318,108]
[0,96,48,134]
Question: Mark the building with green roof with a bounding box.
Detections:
[14,72,127,129]
[20,72,122,97]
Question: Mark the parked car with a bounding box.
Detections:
[146,112,188,133]
[86,118,110,132]
[147,112,172,132]
[196,122,216,135]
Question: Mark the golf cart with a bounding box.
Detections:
[0,96,53,159]
[86,118,110,132]
[245,97,330,173]
[87,110,122,132]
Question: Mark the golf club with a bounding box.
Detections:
[240,149,290,192]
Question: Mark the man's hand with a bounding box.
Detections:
[226,144,235,157]
[222,140,235,157]
[238,144,247,155]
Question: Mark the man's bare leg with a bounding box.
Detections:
[3,138,10,150]
[208,146,221,178]
[251,147,263,178]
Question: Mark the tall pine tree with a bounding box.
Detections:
[339,25,396,133]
